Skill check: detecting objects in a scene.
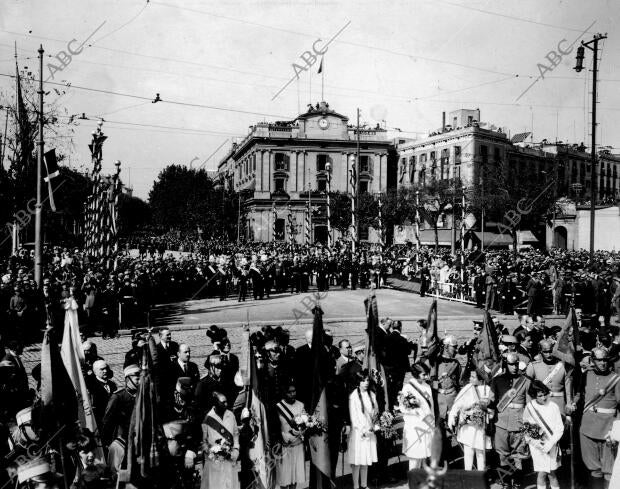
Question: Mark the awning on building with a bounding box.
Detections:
[518,230,539,243]
[470,231,514,247]
[418,228,462,246]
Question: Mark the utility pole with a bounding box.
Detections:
[34,46,44,288]
[575,33,607,258]
[415,189,420,250]
[355,108,360,249]
[480,160,485,252]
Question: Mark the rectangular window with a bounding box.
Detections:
[253,154,256,171]
[454,146,461,165]
[480,145,488,166]
[420,153,427,164]
[275,177,285,191]
[494,147,501,163]
[275,153,288,171]
[430,151,436,165]
[360,155,370,173]
[359,181,368,194]
[317,179,327,192]
[275,219,285,241]
[317,154,328,172]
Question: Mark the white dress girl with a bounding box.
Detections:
[347,388,378,466]
[522,399,564,472]
[447,383,491,470]
[400,377,435,461]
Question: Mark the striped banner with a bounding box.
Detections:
[378,195,384,248]
[287,205,294,243]
[271,203,277,242]
[349,156,357,248]
[305,201,311,244]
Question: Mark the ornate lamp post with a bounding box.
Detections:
[325,161,332,248]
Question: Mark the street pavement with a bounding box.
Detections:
[22,285,566,387]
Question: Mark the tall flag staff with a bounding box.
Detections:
[349,155,357,252]
[308,305,332,488]
[552,307,580,489]
[34,45,45,287]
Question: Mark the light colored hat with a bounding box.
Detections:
[123,364,141,377]
[443,335,457,346]
[353,343,365,353]
[501,335,518,344]
[17,457,61,484]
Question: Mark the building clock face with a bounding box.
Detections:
[318,118,329,130]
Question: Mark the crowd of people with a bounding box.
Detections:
[4,238,620,349]
[3,306,620,489]
[3,236,620,489]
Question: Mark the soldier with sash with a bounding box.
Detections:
[525,339,575,414]
[200,391,240,489]
[579,347,620,489]
[433,336,461,422]
[489,352,530,489]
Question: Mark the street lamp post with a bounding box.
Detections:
[415,189,420,250]
[574,33,607,258]
[326,161,332,247]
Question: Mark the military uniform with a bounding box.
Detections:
[525,358,572,413]
[489,372,529,488]
[579,369,620,482]
[433,356,461,421]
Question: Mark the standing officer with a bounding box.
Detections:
[489,352,529,489]
[433,336,461,422]
[579,347,620,489]
[525,339,575,414]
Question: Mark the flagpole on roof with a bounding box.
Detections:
[34,45,44,288]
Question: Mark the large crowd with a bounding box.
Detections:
[2,238,620,489]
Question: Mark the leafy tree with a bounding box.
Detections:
[417,178,463,251]
[118,194,151,236]
[148,164,239,238]
[467,160,555,251]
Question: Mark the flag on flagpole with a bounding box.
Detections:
[377,195,384,248]
[308,305,332,487]
[247,340,275,489]
[364,291,389,412]
[39,327,79,439]
[553,307,580,367]
[476,311,501,363]
[127,344,164,485]
[43,149,59,211]
[61,298,104,460]
[424,299,440,362]
[15,58,34,166]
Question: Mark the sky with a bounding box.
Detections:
[1,0,619,199]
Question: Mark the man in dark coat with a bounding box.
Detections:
[86,359,117,428]
[171,343,200,388]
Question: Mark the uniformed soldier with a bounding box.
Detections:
[579,347,620,489]
[525,339,575,415]
[489,352,530,489]
[101,364,141,477]
[432,336,461,422]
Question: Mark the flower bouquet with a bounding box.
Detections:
[373,411,398,440]
[207,439,233,462]
[397,391,420,410]
[462,403,486,428]
[521,422,546,441]
[294,413,327,438]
